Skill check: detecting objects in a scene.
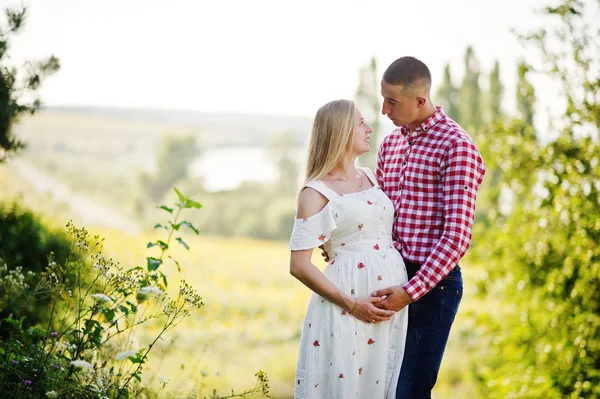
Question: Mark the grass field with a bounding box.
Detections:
[1,161,486,398]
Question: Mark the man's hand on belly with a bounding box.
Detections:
[371,286,413,312]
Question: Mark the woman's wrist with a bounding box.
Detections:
[341,294,355,312]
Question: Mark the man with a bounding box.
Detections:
[372,56,486,398]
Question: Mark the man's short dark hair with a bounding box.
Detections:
[383,56,431,88]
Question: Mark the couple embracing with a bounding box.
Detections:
[289,56,486,398]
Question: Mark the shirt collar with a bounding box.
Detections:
[401,106,446,139]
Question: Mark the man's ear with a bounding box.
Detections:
[416,97,427,108]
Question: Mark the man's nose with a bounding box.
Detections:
[381,102,389,115]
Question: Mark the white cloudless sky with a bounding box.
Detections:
[8,0,552,118]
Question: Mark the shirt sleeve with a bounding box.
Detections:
[289,203,338,251]
[402,138,486,301]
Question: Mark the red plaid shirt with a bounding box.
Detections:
[376,106,486,302]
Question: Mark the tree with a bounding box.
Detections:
[435,64,460,121]
[473,1,600,398]
[459,46,483,133]
[516,61,536,127]
[140,134,198,202]
[355,56,380,169]
[488,60,504,122]
[0,5,60,162]
[269,130,300,194]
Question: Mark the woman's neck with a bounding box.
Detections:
[329,158,359,179]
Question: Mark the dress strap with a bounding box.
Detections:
[303,180,339,201]
[359,167,379,187]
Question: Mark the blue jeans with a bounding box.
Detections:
[396,261,463,399]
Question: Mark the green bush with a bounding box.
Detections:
[472,2,600,397]
[0,201,72,331]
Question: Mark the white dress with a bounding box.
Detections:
[289,167,409,399]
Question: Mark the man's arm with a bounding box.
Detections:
[402,138,486,302]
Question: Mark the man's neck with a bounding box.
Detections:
[408,104,437,132]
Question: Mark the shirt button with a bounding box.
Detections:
[403,162,407,165]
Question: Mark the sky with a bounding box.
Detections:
[7,0,553,119]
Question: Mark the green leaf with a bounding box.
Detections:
[176,237,189,250]
[160,271,168,287]
[147,257,162,271]
[133,373,142,382]
[169,221,182,231]
[169,255,181,272]
[174,187,186,203]
[181,221,200,235]
[158,205,173,214]
[157,240,168,250]
[104,308,115,322]
[154,223,168,230]
[130,349,146,364]
[126,301,138,314]
[147,242,158,248]
[185,199,203,209]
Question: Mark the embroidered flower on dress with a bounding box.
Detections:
[367,338,375,345]
[358,223,364,231]
[313,340,320,347]
[359,367,363,375]
[339,373,344,378]
[374,244,380,250]
[318,234,326,242]
[377,275,383,281]
[367,201,373,205]
[357,262,365,269]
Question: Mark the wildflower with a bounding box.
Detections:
[115,350,136,360]
[11,360,18,365]
[140,286,165,296]
[24,380,32,386]
[50,332,58,337]
[91,293,113,303]
[46,391,58,398]
[70,360,93,370]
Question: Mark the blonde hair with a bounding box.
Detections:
[301,99,356,190]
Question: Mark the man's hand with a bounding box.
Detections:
[371,286,413,312]
[319,245,329,262]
